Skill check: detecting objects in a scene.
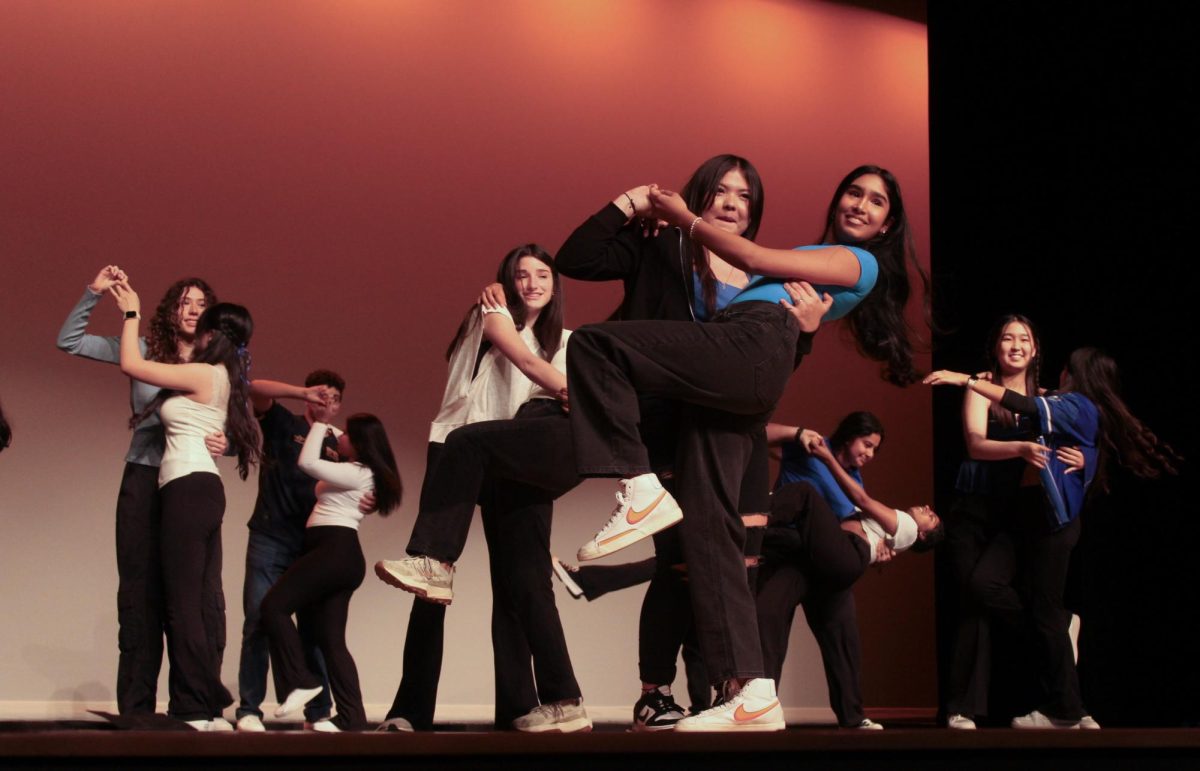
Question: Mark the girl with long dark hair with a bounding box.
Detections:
[925,347,1178,728]
[109,281,259,729]
[56,266,224,721]
[261,412,401,731]
[562,165,926,731]
[374,244,589,732]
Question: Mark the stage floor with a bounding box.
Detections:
[4,718,1200,771]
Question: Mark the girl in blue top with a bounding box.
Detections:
[925,347,1178,729]
[566,166,928,732]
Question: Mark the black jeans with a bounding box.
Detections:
[391,414,581,729]
[756,483,872,727]
[969,494,1085,721]
[159,472,232,721]
[261,525,367,731]
[568,302,799,683]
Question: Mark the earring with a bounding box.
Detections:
[880,227,889,234]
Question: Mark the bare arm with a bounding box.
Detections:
[927,370,1049,467]
[109,282,212,397]
[649,186,861,284]
[810,439,899,534]
[249,379,330,416]
[480,309,567,395]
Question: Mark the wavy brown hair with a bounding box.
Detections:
[144,278,218,363]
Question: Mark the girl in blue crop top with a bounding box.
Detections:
[563,165,928,732]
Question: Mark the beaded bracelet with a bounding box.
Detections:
[689,216,702,239]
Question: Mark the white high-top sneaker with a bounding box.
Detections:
[577,474,682,561]
[673,678,785,732]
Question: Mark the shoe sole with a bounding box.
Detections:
[375,562,453,605]
[550,560,585,599]
[515,719,593,733]
[577,500,683,562]
[673,720,785,732]
[631,720,680,732]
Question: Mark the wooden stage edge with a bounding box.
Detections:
[5,722,1200,771]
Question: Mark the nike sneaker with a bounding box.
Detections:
[632,685,686,731]
[673,678,784,732]
[578,473,682,561]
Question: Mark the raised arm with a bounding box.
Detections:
[809,437,899,535]
[297,421,364,489]
[249,379,331,416]
[556,188,654,281]
[479,305,567,395]
[109,282,212,397]
[56,266,130,362]
[926,370,1049,467]
[766,421,821,448]
[649,186,861,284]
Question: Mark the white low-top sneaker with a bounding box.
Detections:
[375,556,455,604]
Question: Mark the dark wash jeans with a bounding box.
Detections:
[567,302,800,684]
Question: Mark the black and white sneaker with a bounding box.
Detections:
[632,686,686,732]
[551,557,585,600]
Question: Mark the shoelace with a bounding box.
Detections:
[594,484,634,537]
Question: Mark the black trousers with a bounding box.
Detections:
[390,416,580,729]
[943,492,1008,717]
[158,472,232,721]
[755,482,871,727]
[567,302,799,684]
[969,495,1085,721]
[261,525,367,730]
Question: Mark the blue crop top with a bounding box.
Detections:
[730,245,878,322]
[691,272,759,321]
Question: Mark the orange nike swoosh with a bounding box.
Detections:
[734,701,779,722]
[627,491,667,525]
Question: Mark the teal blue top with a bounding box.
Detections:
[730,245,878,322]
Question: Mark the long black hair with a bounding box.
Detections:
[1064,347,1179,493]
[445,244,564,362]
[821,165,930,387]
[345,413,402,516]
[828,411,886,453]
[983,314,1042,428]
[682,154,765,318]
[0,400,11,453]
[145,277,218,363]
[132,302,261,479]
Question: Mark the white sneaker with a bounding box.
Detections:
[186,717,234,731]
[673,678,784,732]
[1011,710,1081,729]
[375,716,415,732]
[1079,715,1101,730]
[854,718,884,730]
[235,714,266,732]
[375,557,455,604]
[551,557,585,599]
[274,686,324,718]
[947,713,977,730]
[513,698,593,733]
[304,719,340,733]
[578,474,682,561]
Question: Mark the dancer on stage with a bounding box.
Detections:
[109,281,259,730]
[57,266,227,721]
[233,371,347,732]
[375,244,588,733]
[925,347,1178,729]
[564,165,926,731]
[262,412,401,731]
[757,413,941,730]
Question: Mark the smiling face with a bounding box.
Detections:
[175,286,209,340]
[908,504,941,538]
[837,432,882,470]
[515,255,554,314]
[995,320,1037,377]
[700,169,752,237]
[832,173,892,243]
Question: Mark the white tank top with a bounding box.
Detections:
[158,364,230,486]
